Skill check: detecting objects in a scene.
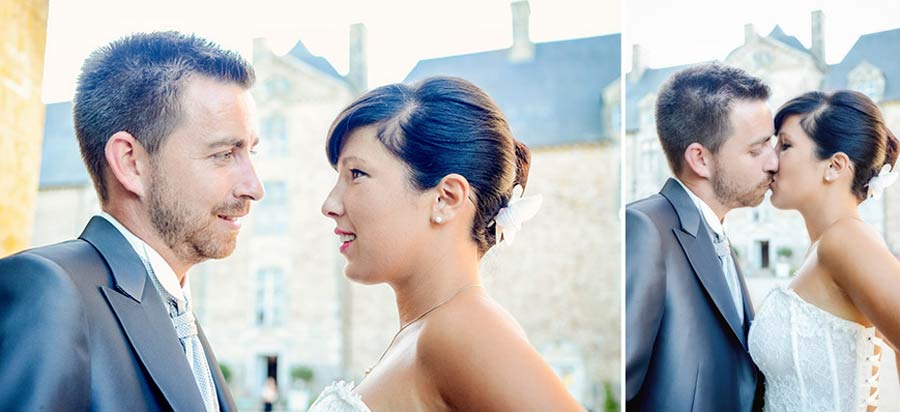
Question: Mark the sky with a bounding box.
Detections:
[625,0,900,71]
[41,0,619,103]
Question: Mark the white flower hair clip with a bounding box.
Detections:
[866,162,899,200]
[493,185,543,245]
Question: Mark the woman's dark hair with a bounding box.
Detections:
[774,90,899,202]
[326,76,531,255]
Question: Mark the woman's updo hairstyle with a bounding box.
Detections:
[774,90,899,202]
[326,76,531,255]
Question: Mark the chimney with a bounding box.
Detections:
[252,37,270,64]
[744,23,755,44]
[509,1,534,63]
[811,10,825,67]
[348,23,368,94]
[630,44,645,82]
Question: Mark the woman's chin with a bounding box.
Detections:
[769,191,788,210]
[343,265,382,285]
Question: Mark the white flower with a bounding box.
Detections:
[866,163,899,200]
[493,185,543,245]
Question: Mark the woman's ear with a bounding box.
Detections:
[431,173,471,225]
[824,152,851,183]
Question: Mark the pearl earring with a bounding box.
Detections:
[433,216,443,224]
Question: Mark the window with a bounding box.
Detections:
[255,181,288,235]
[757,240,770,269]
[255,267,285,326]
[265,75,291,96]
[608,105,621,136]
[848,62,885,102]
[262,115,288,157]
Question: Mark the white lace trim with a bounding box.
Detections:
[308,381,372,412]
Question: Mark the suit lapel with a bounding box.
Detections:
[81,217,207,412]
[734,251,755,334]
[661,180,748,350]
[197,323,236,412]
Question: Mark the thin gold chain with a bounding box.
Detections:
[364,283,483,376]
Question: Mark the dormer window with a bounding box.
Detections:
[847,61,885,102]
[264,75,291,96]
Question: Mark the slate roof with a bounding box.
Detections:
[767,25,809,54]
[824,28,900,101]
[404,33,621,147]
[287,40,346,82]
[38,101,91,188]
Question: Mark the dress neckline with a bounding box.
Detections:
[780,287,874,331]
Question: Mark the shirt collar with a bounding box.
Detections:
[97,212,190,302]
[673,178,726,237]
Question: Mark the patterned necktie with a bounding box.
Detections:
[713,232,745,324]
[143,258,221,412]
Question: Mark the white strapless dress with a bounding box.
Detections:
[749,287,885,412]
[308,381,372,412]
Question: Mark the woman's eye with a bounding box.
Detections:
[350,169,367,179]
[780,143,791,151]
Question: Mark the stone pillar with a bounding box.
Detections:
[0,0,50,257]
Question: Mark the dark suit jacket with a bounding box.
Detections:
[0,216,236,412]
[626,179,763,412]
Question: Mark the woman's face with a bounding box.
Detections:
[321,126,434,284]
[770,115,828,209]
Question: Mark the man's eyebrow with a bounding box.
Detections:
[207,136,259,149]
[751,132,775,147]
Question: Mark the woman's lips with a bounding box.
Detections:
[335,228,356,253]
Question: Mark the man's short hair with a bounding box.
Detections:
[73,31,256,203]
[655,63,770,175]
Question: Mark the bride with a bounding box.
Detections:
[310,76,584,411]
[749,90,900,412]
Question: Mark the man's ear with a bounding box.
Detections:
[430,173,471,225]
[683,142,714,179]
[105,131,150,198]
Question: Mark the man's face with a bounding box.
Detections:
[709,99,778,209]
[146,75,264,265]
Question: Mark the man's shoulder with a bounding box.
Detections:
[627,193,677,224]
[0,239,103,291]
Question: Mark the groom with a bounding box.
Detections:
[0,32,263,411]
[626,63,777,411]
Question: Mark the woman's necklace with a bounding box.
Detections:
[364,283,482,376]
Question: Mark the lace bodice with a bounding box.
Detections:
[749,287,884,412]
[308,381,372,412]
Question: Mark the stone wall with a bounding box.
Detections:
[0,0,49,256]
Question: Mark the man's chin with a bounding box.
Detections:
[191,234,238,260]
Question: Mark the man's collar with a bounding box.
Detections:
[97,212,190,301]
[673,178,726,236]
